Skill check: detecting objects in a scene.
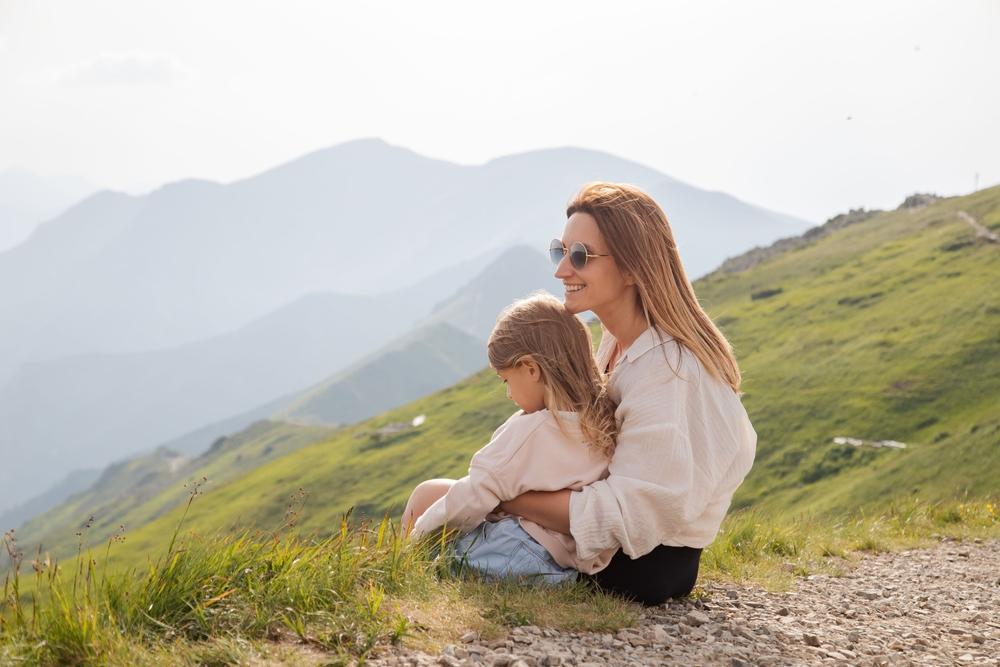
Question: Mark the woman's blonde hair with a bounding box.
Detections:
[488,293,618,458]
[567,182,742,392]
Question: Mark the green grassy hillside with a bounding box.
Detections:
[279,322,485,426]
[697,186,1000,515]
[23,187,1000,568]
[15,420,335,560]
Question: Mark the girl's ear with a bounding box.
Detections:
[520,356,543,382]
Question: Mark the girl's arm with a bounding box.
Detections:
[499,489,572,534]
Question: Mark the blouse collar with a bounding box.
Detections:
[597,325,674,372]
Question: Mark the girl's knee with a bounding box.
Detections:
[402,478,456,533]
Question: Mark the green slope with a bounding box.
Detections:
[280,322,486,425]
[696,186,1000,514]
[33,187,1000,567]
[16,420,336,560]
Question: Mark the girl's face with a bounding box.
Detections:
[555,212,635,317]
[496,360,546,413]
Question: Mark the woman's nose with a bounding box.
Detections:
[553,254,573,280]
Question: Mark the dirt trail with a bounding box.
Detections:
[370,539,1000,666]
[958,211,999,243]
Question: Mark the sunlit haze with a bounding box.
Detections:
[1,0,998,221]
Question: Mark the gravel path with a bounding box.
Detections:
[369,538,999,666]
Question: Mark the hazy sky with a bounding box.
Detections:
[1,0,998,221]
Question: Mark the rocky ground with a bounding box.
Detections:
[367,538,999,666]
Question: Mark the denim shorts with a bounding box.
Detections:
[452,517,578,584]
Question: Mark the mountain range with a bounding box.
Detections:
[15,185,998,562]
[0,140,808,513]
[0,168,95,253]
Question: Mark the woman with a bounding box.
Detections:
[499,181,757,605]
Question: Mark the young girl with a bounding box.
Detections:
[401,293,619,582]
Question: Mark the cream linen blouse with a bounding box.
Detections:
[410,409,618,574]
[569,326,757,560]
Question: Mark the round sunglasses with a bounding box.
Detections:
[549,239,611,270]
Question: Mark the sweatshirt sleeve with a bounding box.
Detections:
[410,468,505,537]
[569,352,752,559]
[410,413,538,538]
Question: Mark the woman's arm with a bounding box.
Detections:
[499,489,572,534]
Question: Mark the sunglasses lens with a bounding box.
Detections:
[548,239,566,266]
[569,242,589,270]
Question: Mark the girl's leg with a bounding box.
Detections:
[401,478,456,535]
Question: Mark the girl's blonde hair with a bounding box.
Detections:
[567,182,742,392]
[487,293,618,458]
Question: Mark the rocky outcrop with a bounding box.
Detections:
[717,208,881,275]
[898,193,942,209]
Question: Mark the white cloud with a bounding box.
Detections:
[58,51,188,86]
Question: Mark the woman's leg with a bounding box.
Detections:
[401,478,456,535]
[585,545,702,606]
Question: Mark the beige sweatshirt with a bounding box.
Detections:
[569,326,757,559]
[410,409,618,574]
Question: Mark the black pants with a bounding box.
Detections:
[583,544,702,606]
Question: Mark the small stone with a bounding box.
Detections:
[958,551,970,557]
[461,631,480,644]
[846,631,860,643]
[540,657,561,667]
[437,656,460,667]
[492,656,512,667]
[972,634,987,644]
[684,610,711,626]
[803,634,821,647]
[454,648,469,660]
[776,607,790,616]
[731,659,750,667]
[958,655,974,663]
[857,590,880,600]
[826,652,846,660]
[948,627,966,635]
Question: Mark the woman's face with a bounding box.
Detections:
[555,212,634,317]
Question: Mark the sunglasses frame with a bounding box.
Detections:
[549,239,611,270]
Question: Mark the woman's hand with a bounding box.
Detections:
[500,489,573,534]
